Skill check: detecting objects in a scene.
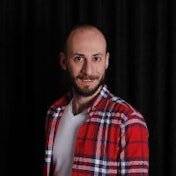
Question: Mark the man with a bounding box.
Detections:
[44,24,149,175]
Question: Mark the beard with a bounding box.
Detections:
[67,71,106,97]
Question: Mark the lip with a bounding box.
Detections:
[80,79,95,85]
[82,79,94,82]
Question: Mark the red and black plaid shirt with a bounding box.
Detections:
[44,85,149,175]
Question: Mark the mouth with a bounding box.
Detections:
[81,79,95,82]
[77,75,98,80]
[78,76,98,84]
[76,75,99,86]
[80,79,95,85]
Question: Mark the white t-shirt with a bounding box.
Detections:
[53,100,87,176]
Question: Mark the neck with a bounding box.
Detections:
[72,86,102,115]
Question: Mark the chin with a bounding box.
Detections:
[74,84,102,97]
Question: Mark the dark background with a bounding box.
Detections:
[1,0,176,175]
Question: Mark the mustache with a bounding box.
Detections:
[76,74,99,80]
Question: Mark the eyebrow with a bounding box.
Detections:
[73,53,85,56]
[73,53,104,57]
[92,53,104,57]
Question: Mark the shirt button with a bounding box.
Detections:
[92,106,96,111]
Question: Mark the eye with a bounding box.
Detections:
[92,56,102,62]
[73,56,84,62]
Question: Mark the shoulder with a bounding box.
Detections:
[46,92,72,118]
[51,92,71,108]
[104,88,147,128]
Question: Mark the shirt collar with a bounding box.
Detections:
[61,84,111,114]
[87,84,111,113]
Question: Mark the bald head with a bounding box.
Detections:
[64,24,108,55]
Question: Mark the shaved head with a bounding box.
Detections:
[64,24,108,55]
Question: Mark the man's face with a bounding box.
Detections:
[61,28,109,97]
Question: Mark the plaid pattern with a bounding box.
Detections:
[43,85,149,176]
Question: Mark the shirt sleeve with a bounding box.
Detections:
[117,112,149,175]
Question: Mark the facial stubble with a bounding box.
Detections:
[66,70,106,97]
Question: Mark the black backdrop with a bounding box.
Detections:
[1,0,176,176]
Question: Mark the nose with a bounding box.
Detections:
[81,60,93,75]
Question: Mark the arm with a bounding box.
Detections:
[117,113,149,175]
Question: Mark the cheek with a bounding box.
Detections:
[96,65,106,75]
[67,64,81,77]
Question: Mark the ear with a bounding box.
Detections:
[59,52,67,70]
[105,52,110,69]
